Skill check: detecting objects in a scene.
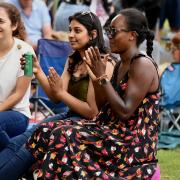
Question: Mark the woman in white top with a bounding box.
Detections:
[0,2,34,150]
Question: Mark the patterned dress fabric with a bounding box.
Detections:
[26,58,160,179]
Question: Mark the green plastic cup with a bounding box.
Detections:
[24,52,33,76]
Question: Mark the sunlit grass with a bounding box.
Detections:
[157,147,180,180]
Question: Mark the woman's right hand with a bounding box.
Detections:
[20,55,41,74]
[47,67,64,96]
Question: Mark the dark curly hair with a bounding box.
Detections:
[68,11,108,74]
[120,8,154,57]
[0,2,26,40]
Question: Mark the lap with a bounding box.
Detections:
[0,110,28,138]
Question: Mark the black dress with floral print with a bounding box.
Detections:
[26,55,160,179]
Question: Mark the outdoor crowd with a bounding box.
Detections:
[0,0,179,179]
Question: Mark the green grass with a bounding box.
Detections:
[157,147,180,180]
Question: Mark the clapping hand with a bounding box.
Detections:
[84,46,109,81]
[47,67,63,95]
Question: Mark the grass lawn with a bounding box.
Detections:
[157,147,180,180]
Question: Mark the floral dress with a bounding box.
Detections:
[26,57,160,180]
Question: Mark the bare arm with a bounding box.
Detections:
[25,25,52,50]
[56,79,98,119]
[0,76,31,111]
[97,58,158,120]
[84,47,158,121]
[42,24,52,39]
[93,60,115,109]
[30,56,59,102]
[21,56,69,102]
[48,67,98,119]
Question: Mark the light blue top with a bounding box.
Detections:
[8,0,51,45]
[54,2,89,32]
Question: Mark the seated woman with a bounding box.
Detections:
[1,8,160,180]
[22,11,115,123]
[0,3,35,150]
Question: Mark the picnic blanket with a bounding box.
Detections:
[158,131,180,149]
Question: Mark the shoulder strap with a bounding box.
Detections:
[131,53,158,70]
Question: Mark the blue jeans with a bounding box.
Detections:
[0,111,81,179]
[0,110,28,150]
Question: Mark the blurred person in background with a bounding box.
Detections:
[160,0,180,34]
[159,32,180,75]
[171,33,180,62]
[7,0,52,50]
[90,0,115,26]
[54,0,91,32]
[121,0,162,31]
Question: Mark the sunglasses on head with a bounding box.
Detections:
[80,11,94,23]
[104,27,129,38]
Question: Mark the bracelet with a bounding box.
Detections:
[96,74,109,86]
[95,74,108,82]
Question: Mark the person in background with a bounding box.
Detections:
[159,32,180,75]
[54,0,91,32]
[0,3,35,150]
[7,0,52,50]
[121,0,162,31]
[0,11,116,179]
[171,33,180,62]
[160,0,180,33]
[90,0,115,26]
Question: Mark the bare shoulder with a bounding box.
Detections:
[129,56,157,76]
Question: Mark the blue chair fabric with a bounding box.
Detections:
[160,63,180,132]
[31,39,72,116]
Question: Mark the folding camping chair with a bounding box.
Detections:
[31,39,72,120]
[160,63,180,132]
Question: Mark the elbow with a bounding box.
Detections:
[120,113,131,121]
[117,109,133,121]
[85,109,98,119]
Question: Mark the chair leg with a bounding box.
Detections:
[169,112,180,132]
[160,111,170,132]
[38,99,55,116]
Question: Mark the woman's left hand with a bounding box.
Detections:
[84,46,109,80]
